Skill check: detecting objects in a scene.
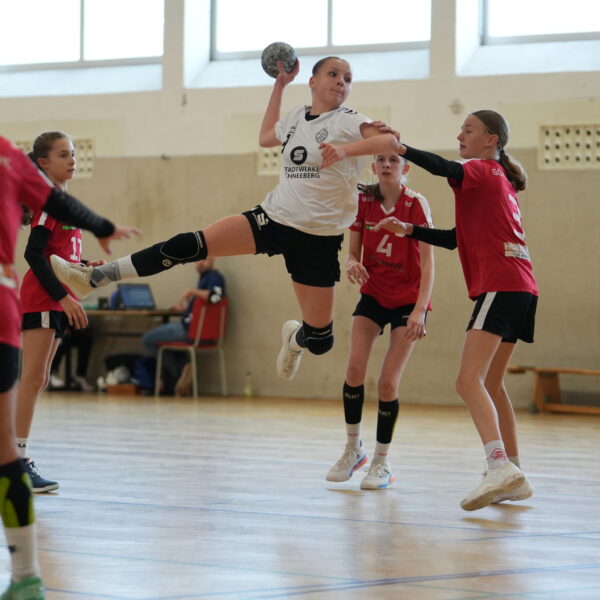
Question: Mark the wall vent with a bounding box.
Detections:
[14,138,95,178]
[257,147,281,176]
[539,125,600,170]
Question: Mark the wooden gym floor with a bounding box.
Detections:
[2,394,599,600]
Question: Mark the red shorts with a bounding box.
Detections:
[0,274,21,349]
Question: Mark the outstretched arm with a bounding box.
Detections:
[374,218,457,250]
[44,188,141,254]
[400,145,464,182]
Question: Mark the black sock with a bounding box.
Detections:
[343,382,364,425]
[376,399,399,444]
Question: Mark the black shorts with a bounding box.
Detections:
[0,343,19,392]
[467,291,537,343]
[353,293,427,332]
[243,206,342,287]
[22,311,68,339]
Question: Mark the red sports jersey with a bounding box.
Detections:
[20,209,83,313]
[350,188,433,309]
[449,159,538,299]
[0,137,53,347]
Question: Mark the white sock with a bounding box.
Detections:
[16,439,28,460]
[484,440,509,470]
[373,442,390,464]
[345,423,361,448]
[4,523,40,581]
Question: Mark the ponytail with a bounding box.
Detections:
[498,148,527,192]
[356,182,383,201]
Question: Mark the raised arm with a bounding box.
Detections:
[259,60,300,148]
[400,145,464,182]
[374,218,457,251]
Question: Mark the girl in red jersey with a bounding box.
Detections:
[326,152,434,490]
[16,132,106,493]
[369,110,537,511]
[0,135,138,600]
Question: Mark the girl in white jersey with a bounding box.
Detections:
[50,57,401,380]
[326,152,434,490]
[360,110,537,511]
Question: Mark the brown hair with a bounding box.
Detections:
[312,56,347,75]
[471,110,527,191]
[30,131,70,168]
[357,155,408,202]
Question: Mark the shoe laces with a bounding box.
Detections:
[368,461,391,477]
[335,445,361,467]
[26,460,40,476]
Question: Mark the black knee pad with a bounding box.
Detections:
[0,460,34,527]
[160,231,207,267]
[300,321,334,355]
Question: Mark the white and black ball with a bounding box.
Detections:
[261,42,298,78]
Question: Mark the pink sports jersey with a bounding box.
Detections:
[0,137,52,347]
[449,159,538,299]
[350,188,433,309]
[20,209,83,313]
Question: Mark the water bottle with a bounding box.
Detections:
[244,371,254,398]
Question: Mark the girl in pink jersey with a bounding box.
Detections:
[0,135,137,600]
[17,132,106,493]
[369,110,537,511]
[326,152,434,489]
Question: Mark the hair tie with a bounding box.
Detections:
[498,147,506,156]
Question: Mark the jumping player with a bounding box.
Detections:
[326,152,434,489]
[0,135,138,599]
[371,110,537,510]
[50,56,402,380]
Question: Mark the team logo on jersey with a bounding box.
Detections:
[290,146,308,165]
[315,128,328,143]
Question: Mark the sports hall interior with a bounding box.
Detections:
[2,1,599,598]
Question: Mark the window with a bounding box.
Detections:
[0,0,164,69]
[212,0,431,59]
[483,0,600,44]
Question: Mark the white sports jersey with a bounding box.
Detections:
[261,105,370,236]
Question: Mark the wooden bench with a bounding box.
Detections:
[508,366,600,415]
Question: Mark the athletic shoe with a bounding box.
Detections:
[50,255,94,300]
[24,460,59,493]
[276,320,303,380]
[460,461,524,511]
[48,374,64,389]
[1,576,45,600]
[175,363,193,396]
[71,375,94,392]
[492,477,533,503]
[326,442,368,482]
[360,461,394,490]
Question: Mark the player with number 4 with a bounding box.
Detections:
[326,151,434,490]
[17,132,107,493]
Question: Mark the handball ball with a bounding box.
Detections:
[261,42,298,78]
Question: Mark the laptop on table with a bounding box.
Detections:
[116,283,156,310]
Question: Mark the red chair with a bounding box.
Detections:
[154,297,228,397]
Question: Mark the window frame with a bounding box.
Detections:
[210,0,429,61]
[481,0,600,46]
[0,0,164,72]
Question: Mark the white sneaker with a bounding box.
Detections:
[50,254,94,300]
[460,461,525,511]
[276,320,303,380]
[360,461,394,490]
[492,477,533,503]
[49,374,64,389]
[326,442,368,482]
[72,375,94,392]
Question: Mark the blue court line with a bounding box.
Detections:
[38,547,357,583]
[39,495,538,536]
[105,561,600,600]
[458,530,600,542]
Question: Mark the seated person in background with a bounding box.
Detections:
[49,326,95,391]
[141,258,225,395]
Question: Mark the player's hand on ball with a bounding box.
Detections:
[319,143,346,168]
[275,59,299,85]
[373,217,412,236]
[98,225,142,254]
